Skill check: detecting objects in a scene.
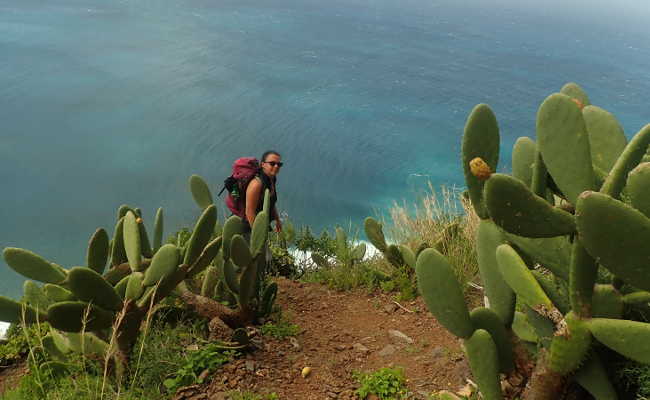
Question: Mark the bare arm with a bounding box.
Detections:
[245,179,262,227]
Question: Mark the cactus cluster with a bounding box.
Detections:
[417,83,650,399]
[0,174,276,373]
[363,218,419,268]
[363,216,460,270]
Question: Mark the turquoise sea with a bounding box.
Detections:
[1,0,649,300]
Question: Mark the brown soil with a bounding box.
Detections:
[176,278,469,400]
[0,278,470,399]
[0,359,28,396]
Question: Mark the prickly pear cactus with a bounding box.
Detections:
[419,83,650,400]
[0,177,237,373]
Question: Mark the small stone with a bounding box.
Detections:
[431,346,445,358]
[335,344,347,351]
[378,344,397,357]
[388,329,414,344]
[290,337,301,350]
[352,343,369,353]
[383,303,398,313]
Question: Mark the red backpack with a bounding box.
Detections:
[218,157,260,218]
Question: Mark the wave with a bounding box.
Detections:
[0,322,9,340]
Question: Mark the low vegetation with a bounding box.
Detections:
[354,366,409,400]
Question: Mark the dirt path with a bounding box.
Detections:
[188,278,469,399]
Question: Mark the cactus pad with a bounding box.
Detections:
[189,174,214,209]
[512,311,538,342]
[364,217,388,252]
[3,247,66,284]
[222,215,245,261]
[485,173,576,237]
[44,284,74,303]
[591,284,623,319]
[110,217,127,266]
[576,191,650,291]
[504,234,570,281]
[67,267,123,311]
[627,162,650,217]
[462,104,500,219]
[512,137,536,187]
[476,220,515,326]
[574,353,619,400]
[470,307,514,373]
[238,257,259,308]
[416,249,473,338]
[125,272,145,301]
[582,105,627,172]
[600,124,650,198]
[143,244,180,286]
[223,259,240,295]
[23,280,51,311]
[560,82,591,107]
[231,234,253,268]
[47,301,114,332]
[0,296,45,323]
[123,211,142,271]
[201,266,219,297]
[495,244,552,309]
[351,242,367,262]
[250,211,270,258]
[188,236,222,276]
[183,205,217,266]
[463,329,504,400]
[87,228,109,274]
[537,93,595,205]
[588,318,650,363]
[153,207,164,253]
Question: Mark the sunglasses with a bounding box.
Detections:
[264,161,284,167]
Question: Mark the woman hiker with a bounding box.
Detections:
[245,150,283,233]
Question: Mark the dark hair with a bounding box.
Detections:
[261,150,281,163]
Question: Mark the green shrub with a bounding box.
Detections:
[163,343,238,393]
[294,227,337,258]
[127,309,210,397]
[0,324,47,367]
[302,256,390,292]
[1,309,217,400]
[260,317,300,339]
[268,241,299,278]
[354,367,408,400]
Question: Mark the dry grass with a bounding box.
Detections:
[387,184,481,290]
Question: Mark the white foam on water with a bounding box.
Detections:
[0,322,9,340]
[289,240,381,266]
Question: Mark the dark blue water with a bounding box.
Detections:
[1,0,649,299]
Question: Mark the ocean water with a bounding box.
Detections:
[1,0,649,302]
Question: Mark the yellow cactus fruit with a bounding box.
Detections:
[301,366,312,378]
[469,157,493,180]
[571,98,585,110]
